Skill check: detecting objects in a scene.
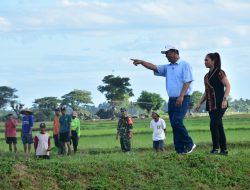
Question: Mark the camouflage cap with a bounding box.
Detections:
[120,108,127,112]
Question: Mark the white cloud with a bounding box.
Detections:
[138,2,175,19]
[232,25,250,36]
[216,0,250,11]
[60,0,88,7]
[217,37,232,47]
[0,17,11,32]
[60,0,109,8]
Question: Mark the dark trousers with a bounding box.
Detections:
[53,134,59,148]
[71,130,78,152]
[120,136,131,152]
[209,108,227,151]
[168,96,194,153]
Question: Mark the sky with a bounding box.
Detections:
[0,0,250,107]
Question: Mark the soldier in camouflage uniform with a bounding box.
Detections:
[116,108,133,152]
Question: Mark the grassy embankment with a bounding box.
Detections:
[0,114,249,189]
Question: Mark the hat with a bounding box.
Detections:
[161,44,177,54]
[55,107,60,112]
[20,108,33,115]
[40,122,46,128]
[120,108,127,112]
[152,111,160,117]
[72,111,78,117]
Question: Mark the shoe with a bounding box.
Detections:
[186,144,196,154]
[210,149,219,154]
[220,150,228,156]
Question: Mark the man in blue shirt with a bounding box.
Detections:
[20,108,34,153]
[131,44,196,154]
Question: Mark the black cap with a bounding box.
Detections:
[61,105,66,111]
[40,122,46,128]
[55,107,60,112]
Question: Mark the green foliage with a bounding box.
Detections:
[97,75,134,102]
[230,98,250,112]
[33,97,60,110]
[33,97,61,121]
[95,108,113,119]
[190,90,203,112]
[98,75,134,118]
[0,86,18,109]
[61,89,93,111]
[137,91,164,113]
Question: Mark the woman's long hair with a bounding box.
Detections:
[206,52,221,69]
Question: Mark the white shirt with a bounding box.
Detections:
[35,133,50,156]
[150,118,166,141]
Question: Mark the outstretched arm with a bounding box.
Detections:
[131,59,158,72]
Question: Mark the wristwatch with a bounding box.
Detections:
[223,96,229,101]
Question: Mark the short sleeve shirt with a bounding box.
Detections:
[154,59,194,97]
[22,115,34,133]
[150,118,166,141]
[59,115,72,133]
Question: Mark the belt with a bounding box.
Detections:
[169,95,191,99]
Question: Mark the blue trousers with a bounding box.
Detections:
[168,96,194,153]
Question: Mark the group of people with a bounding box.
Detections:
[131,43,231,155]
[52,106,81,156]
[4,106,81,159]
[4,43,231,156]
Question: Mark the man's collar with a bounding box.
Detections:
[169,58,181,65]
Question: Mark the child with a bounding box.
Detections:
[34,123,51,159]
[4,114,18,152]
[150,111,166,152]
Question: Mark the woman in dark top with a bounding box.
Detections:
[195,52,231,155]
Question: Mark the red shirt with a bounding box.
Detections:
[5,118,18,137]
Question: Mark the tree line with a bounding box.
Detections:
[0,75,249,121]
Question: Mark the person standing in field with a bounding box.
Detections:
[116,108,133,152]
[34,123,51,159]
[195,52,230,155]
[59,106,72,155]
[131,44,196,154]
[150,111,166,152]
[20,108,34,153]
[53,108,60,152]
[71,111,81,153]
[4,114,18,152]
